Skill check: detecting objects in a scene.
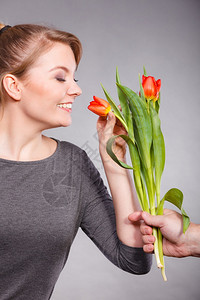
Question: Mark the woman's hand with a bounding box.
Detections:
[96,111,127,163]
[96,111,143,247]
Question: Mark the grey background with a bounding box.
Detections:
[1,0,200,299]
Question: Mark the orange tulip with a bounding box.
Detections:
[88,96,111,116]
[142,75,161,101]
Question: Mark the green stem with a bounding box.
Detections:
[140,176,149,213]
[156,190,167,281]
[141,159,166,277]
[147,99,150,113]
[158,228,167,281]
[146,168,163,269]
[133,171,145,211]
[152,228,163,268]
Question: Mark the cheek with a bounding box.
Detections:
[23,80,48,100]
[38,81,67,101]
[23,81,66,105]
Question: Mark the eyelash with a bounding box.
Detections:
[56,78,79,83]
[56,78,66,82]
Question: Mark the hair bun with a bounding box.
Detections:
[0,23,6,29]
[0,24,12,35]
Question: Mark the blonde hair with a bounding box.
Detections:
[0,23,82,115]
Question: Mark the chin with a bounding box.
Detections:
[60,119,72,127]
[45,119,72,129]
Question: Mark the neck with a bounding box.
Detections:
[0,107,49,161]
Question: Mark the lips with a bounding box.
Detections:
[56,102,73,113]
[57,103,72,109]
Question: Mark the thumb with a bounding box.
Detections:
[105,111,116,134]
[142,212,165,228]
[128,211,143,222]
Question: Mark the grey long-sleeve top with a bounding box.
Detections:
[0,139,151,299]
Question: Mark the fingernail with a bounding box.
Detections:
[143,212,148,217]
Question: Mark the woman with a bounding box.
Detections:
[0,23,151,299]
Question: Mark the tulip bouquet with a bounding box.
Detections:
[88,67,190,281]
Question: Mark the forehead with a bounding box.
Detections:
[33,42,77,72]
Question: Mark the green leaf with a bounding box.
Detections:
[140,176,150,213]
[106,135,133,169]
[121,135,148,211]
[143,66,147,76]
[116,68,135,143]
[150,102,165,205]
[157,198,164,215]
[155,93,161,114]
[138,74,146,103]
[116,83,153,170]
[106,134,149,212]
[101,84,128,132]
[158,188,190,233]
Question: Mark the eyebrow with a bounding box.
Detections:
[49,66,70,73]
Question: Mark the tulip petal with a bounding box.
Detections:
[93,96,110,108]
[142,75,147,84]
[156,79,161,92]
[88,103,111,116]
[155,79,161,100]
[142,76,161,101]
[101,83,128,132]
[88,96,111,116]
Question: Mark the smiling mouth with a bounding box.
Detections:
[57,103,72,112]
[57,103,72,109]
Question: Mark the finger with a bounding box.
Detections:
[143,244,154,253]
[98,115,107,122]
[128,211,143,222]
[163,208,172,215]
[103,112,116,135]
[140,222,153,235]
[96,115,107,130]
[142,234,155,244]
[142,211,165,228]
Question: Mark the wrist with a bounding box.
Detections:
[187,223,200,257]
[99,146,127,174]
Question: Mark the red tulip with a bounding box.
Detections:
[142,75,161,101]
[88,96,111,116]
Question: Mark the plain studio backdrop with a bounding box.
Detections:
[1,0,200,299]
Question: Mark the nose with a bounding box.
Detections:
[67,81,82,97]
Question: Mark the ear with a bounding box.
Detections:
[3,74,22,101]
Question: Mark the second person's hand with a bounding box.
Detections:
[129,209,195,258]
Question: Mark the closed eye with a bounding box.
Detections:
[56,78,66,82]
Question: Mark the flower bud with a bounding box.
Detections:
[142,75,161,101]
[88,96,111,116]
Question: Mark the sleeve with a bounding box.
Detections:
[80,150,152,275]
